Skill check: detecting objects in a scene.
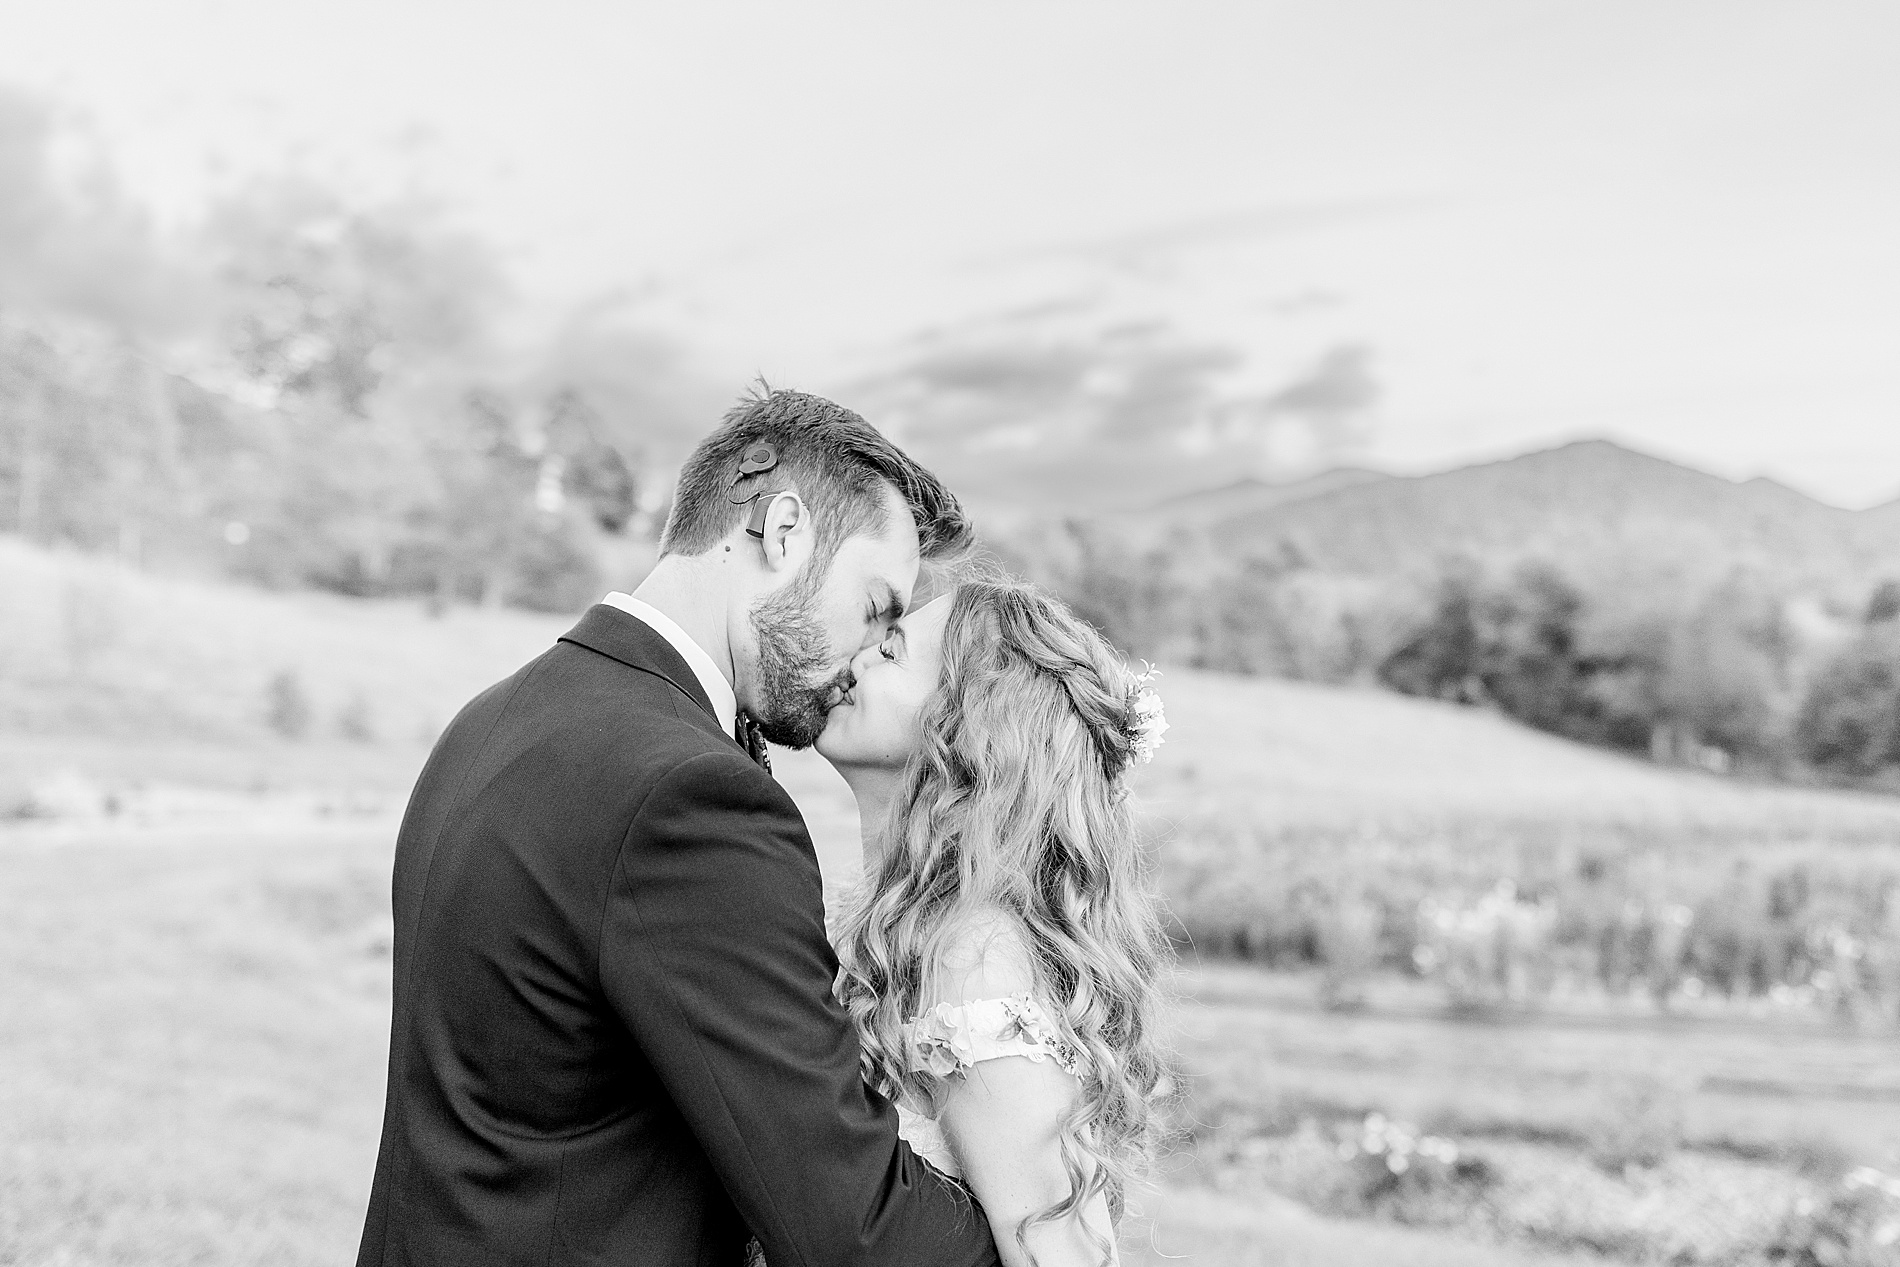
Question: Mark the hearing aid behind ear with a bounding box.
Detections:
[728,442,783,538]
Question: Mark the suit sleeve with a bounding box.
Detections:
[601,749,1001,1267]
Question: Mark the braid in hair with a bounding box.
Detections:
[988,587,1139,781]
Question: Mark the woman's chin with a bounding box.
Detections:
[812,720,848,763]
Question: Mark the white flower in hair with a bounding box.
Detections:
[1126,664,1169,765]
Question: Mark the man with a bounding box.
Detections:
[357,389,1000,1266]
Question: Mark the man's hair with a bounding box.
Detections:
[660,386,973,565]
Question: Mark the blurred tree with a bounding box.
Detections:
[1479,562,1591,734]
[541,386,639,533]
[197,180,491,588]
[204,179,505,413]
[1795,624,1900,778]
[1377,561,1487,703]
[1196,556,1296,676]
[0,87,718,614]
[1378,560,1657,751]
[1867,579,1900,626]
[1654,576,1799,768]
[1040,520,1187,661]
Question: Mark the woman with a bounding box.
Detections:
[815,573,1174,1267]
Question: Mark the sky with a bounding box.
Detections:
[4,0,1897,509]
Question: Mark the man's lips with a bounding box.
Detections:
[823,675,858,711]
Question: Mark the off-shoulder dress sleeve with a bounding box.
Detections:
[901,995,1084,1080]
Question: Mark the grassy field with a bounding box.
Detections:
[15,814,1892,1265]
[0,821,391,1265]
[6,539,1900,1264]
[0,815,1632,1267]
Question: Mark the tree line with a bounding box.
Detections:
[1000,519,1900,785]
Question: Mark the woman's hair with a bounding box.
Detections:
[834,570,1174,1262]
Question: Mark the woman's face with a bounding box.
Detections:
[815,594,954,771]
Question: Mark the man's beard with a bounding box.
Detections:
[747,570,851,750]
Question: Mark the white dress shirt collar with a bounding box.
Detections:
[600,592,738,737]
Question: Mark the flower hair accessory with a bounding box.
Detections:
[1124,663,1168,767]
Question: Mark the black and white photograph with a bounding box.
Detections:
[3,4,1899,1265]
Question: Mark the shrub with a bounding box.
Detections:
[1315,896,1382,1009]
[1766,1167,1900,1266]
[1209,1113,1494,1231]
[502,518,602,613]
[1413,880,1556,1008]
[266,669,313,739]
[1585,1077,1684,1173]
[1160,813,1900,1023]
[337,692,375,743]
[1343,1112,1495,1219]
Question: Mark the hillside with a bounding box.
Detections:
[1135,667,1900,840]
[8,533,1896,868]
[1154,440,1900,589]
[0,537,571,746]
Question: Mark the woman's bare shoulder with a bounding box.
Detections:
[927,905,1038,1006]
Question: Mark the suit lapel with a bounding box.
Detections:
[558,605,724,733]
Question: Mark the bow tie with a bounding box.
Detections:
[734,713,772,774]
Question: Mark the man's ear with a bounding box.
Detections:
[756,492,811,575]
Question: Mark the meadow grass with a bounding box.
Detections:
[0,820,393,1265]
[1175,962,1900,1171]
[2,815,1652,1267]
[1124,1186,1612,1267]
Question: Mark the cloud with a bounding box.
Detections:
[852,316,1380,513]
[1264,342,1377,420]
[894,341,1092,405]
[974,197,1433,273]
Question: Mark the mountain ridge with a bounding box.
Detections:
[1126,439,1900,590]
[1136,466,1393,526]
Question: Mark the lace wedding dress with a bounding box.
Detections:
[893,994,1084,1177]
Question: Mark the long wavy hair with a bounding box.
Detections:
[834,574,1174,1262]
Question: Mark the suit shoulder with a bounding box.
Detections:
[639,746,800,819]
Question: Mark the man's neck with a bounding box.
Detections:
[630,555,737,689]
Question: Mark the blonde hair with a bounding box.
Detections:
[835,573,1173,1262]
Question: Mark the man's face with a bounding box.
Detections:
[746,484,921,749]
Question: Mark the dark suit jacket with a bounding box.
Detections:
[357,605,999,1267]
